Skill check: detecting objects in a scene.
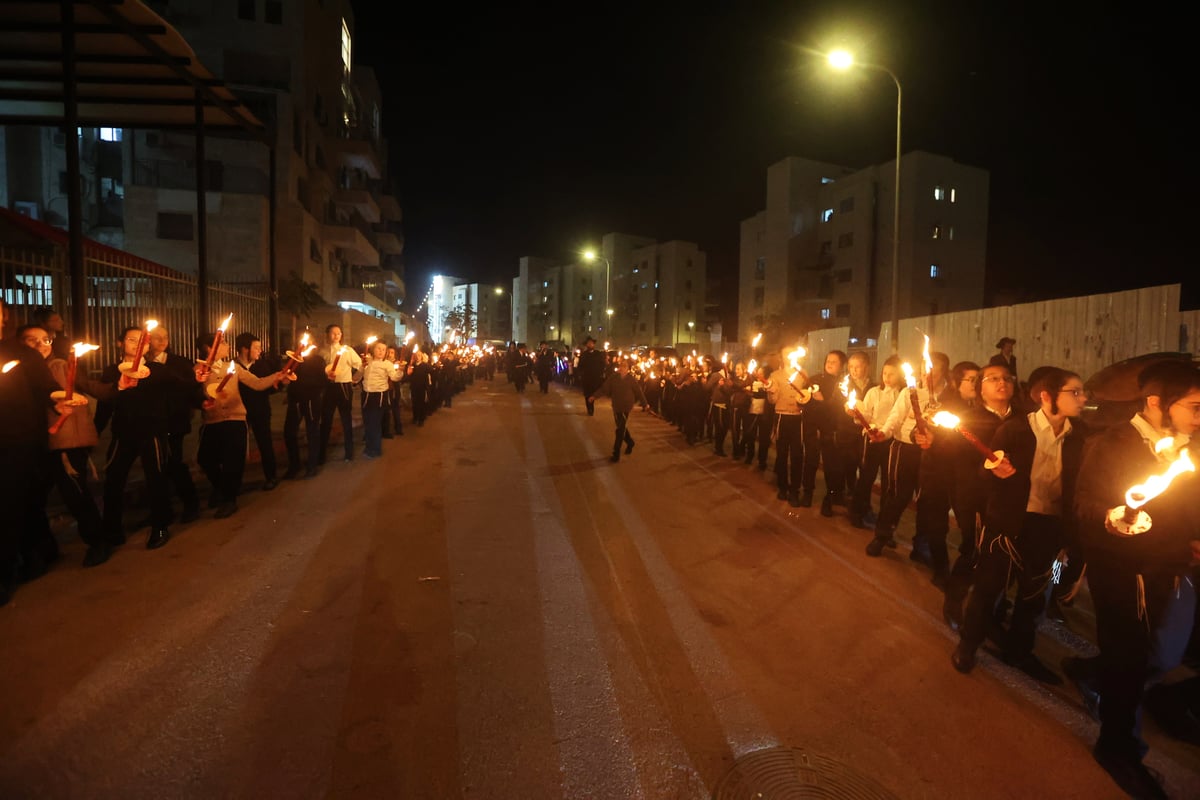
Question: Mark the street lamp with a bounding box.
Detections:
[581,249,613,323]
[828,48,902,354]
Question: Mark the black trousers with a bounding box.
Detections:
[581,379,601,414]
[103,434,172,537]
[163,430,199,512]
[802,417,842,497]
[285,397,321,473]
[872,440,921,540]
[320,382,355,462]
[773,413,805,491]
[246,408,276,481]
[39,448,105,547]
[197,420,248,502]
[1,444,47,585]
[916,457,956,575]
[612,409,634,457]
[960,513,1063,657]
[712,404,730,452]
[852,437,891,517]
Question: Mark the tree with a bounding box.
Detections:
[442,301,476,341]
[277,270,325,344]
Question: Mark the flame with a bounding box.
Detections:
[670,358,677,366]
[901,362,917,388]
[1125,448,1195,510]
[1154,437,1173,454]
[752,332,763,348]
[838,375,850,397]
[224,361,237,375]
[412,344,420,354]
[366,335,378,346]
[721,352,728,364]
[787,346,807,373]
[404,331,415,343]
[299,332,311,348]
[848,389,859,409]
[931,410,961,429]
[921,333,932,375]
[748,359,757,374]
[145,319,159,333]
[72,342,100,358]
[2,360,18,373]
[218,313,233,332]
[301,344,317,357]
[604,342,611,350]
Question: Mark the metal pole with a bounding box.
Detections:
[888,69,902,355]
[194,92,209,329]
[62,0,87,338]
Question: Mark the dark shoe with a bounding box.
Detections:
[609,454,620,463]
[82,543,113,568]
[863,509,878,527]
[951,643,976,674]
[214,501,239,519]
[909,543,934,567]
[262,478,279,491]
[1003,652,1063,685]
[208,492,223,509]
[1144,683,1200,746]
[146,527,170,550]
[777,487,788,501]
[180,504,201,524]
[788,491,802,508]
[1092,744,1168,800]
[820,494,834,517]
[885,535,898,549]
[304,467,319,479]
[625,442,634,455]
[798,491,813,508]
[865,538,885,557]
[943,596,964,632]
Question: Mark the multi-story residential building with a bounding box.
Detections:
[738,152,988,345]
[0,0,406,346]
[512,233,707,349]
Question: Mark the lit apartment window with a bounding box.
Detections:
[934,186,945,201]
[99,127,122,142]
[820,308,831,320]
[930,265,940,278]
[587,293,593,301]
[542,280,548,288]
[340,18,352,74]
[822,208,834,223]
[950,188,957,203]
[948,226,956,240]
[931,224,941,239]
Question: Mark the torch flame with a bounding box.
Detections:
[412,344,420,354]
[752,332,763,348]
[748,359,757,374]
[901,362,917,389]
[404,331,415,343]
[1125,448,1195,510]
[145,319,159,333]
[299,332,311,348]
[922,333,932,376]
[931,410,961,429]
[848,389,859,410]
[2,359,18,374]
[72,342,100,358]
[787,346,807,373]
[366,335,378,346]
[838,375,850,397]
[301,344,317,357]
[1154,437,1174,454]
[721,352,728,364]
[218,313,233,332]
[225,361,237,375]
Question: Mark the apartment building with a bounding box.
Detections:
[738,152,988,345]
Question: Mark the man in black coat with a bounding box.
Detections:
[283,347,327,479]
[236,332,280,491]
[575,336,607,416]
[146,325,204,521]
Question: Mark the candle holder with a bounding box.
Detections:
[117,361,151,379]
[1106,504,1153,536]
[49,390,89,407]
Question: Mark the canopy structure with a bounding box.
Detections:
[0,0,276,337]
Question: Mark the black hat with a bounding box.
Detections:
[995,337,1016,349]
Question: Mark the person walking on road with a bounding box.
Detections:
[589,359,649,462]
[576,336,607,415]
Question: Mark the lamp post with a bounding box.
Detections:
[828,49,902,354]
[581,249,613,333]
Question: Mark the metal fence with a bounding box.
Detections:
[1,245,269,373]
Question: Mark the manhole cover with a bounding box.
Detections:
[712,747,898,799]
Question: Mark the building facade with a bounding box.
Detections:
[738,152,989,345]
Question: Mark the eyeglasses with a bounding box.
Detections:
[981,375,1015,384]
[22,336,53,345]
[1058,388,1087,398]
[1174,402,1200,416]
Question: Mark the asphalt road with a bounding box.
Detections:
[1,377,1198,799]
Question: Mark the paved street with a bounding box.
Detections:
[1,377,1198,799]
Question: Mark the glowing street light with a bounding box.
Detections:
[827,48,902,354]
[581,248,612,326]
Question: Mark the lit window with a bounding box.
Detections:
[587,294,593,301]
[950,188,957,203]
[99,127,122,142]
[931,224,941,239]
[340,18,352,74]
[948,226,956,240]
[820,308,831,320]
[930,265,940,278]
[821,177,835,184]
[821,208,834,223]
[934,186,945,201]
[542,280,548,288]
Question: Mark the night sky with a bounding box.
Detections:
[352,3,1197,327]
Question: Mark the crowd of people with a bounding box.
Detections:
[570,335,1198,799]
[4,294,1198,797]
[1,297,492,600]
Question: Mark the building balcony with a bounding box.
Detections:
[334,187,380,223]
[322,220,379,267]
[378,194,402,222]
[326,135,382,180]
[333,285,392,318]
[375,229,403,256]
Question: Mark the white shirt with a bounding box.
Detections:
[879,382,947,442]
[326,344,363,383]
[1129,413,1190,465]
[860,384,901,435]
[1026,409,1072,515]
[360,359,398,393]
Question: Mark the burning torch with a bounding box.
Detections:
[1106,441,1195,536]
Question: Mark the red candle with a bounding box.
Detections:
[205,313,233,369]
[130,320,157,372]
[908,387,928,436]
[329,345,344,373]
[957,426,995,460]
[216,361,237,393]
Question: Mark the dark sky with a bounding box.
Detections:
[353,3,1198,323]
